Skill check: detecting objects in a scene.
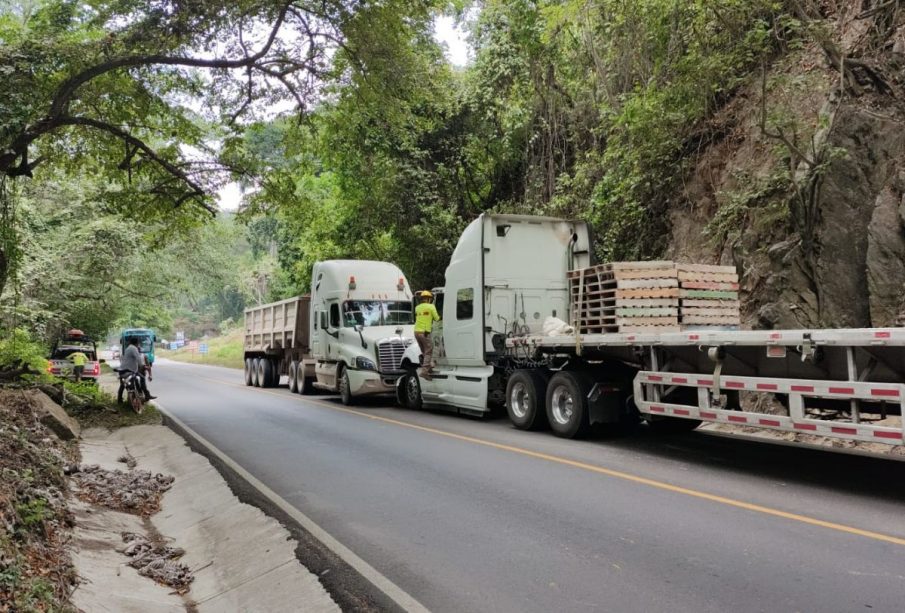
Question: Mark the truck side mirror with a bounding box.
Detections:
[353,324,363,333]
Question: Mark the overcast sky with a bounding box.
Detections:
[216,15,471,211]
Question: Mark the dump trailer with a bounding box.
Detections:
[397,213,905,448]
[244,296,315,393]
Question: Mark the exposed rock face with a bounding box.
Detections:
[866,176,905,326]
[810,108,905,327]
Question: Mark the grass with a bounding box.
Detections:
[158,329,244,369]
[66,376,163,429]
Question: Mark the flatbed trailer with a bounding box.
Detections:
[509,327,905,445]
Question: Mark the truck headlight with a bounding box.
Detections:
[355,357,377,371]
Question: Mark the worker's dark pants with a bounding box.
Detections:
[415,332,433,370]
[118,372,150,402]
[72,365,84,381]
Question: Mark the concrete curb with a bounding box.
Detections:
[156,402,429,613]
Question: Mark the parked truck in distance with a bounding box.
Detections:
[398,213,905,449]
[244,260,415,404]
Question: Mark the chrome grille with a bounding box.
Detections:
[377,338,410,373]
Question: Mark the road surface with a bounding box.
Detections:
[151,359,905,612]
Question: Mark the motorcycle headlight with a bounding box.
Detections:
[355,357,377,371]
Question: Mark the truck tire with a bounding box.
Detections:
[288,361,299,393]
[339,367,354,406]
[300,376,315,395]
[400,371,422,410]
[545,371,592,439]
[244,358,254,386]
[249,358,259,387]
[506,370,549,430]
[261,359,275,388]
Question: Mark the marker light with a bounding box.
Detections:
[348,276,357,290]
[397,277,405,291]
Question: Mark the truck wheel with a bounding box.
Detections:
[546,371,592,439]
[339,367,354,406]
[250,358,260,387]
[244,358,254,386]
[300,375,315,395]
[400,371,422,410]
[269,359,281,387]
[288,361,299,393]
[256,358,267,388]
[263,359,276,388]
[506,370,549,430]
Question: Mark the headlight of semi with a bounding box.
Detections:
[355,357,377,371]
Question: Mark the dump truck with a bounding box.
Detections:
[244,260,415,404]
[397,213,905,447]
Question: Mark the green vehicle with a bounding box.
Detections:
[120,328,157,365]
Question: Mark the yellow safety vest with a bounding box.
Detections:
[415,303,440,333]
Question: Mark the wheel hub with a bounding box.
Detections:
[550,385,574,425]
[510,381,529,418]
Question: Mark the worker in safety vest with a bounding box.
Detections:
[69,350,88,381]
[414,290,440,379]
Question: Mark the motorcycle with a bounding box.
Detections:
[116,369,144,414]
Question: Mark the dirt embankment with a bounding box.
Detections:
[667,3,905,330]
[0,389,79,612]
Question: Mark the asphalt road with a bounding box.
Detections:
[151,359,905,612]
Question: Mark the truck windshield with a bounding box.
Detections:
[343,301,414,327]
[125,337,153,353]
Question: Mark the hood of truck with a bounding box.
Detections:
[356,325,415,345]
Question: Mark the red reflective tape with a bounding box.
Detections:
[793,423,817,431]
[648,375,663,382]
[725,381,745,389]
[871,388,900,398]
[672,377,688,384]
[759,418,781,427]
[727,415,747,423]
[698,379,713,386]
[828,387,855,395]
[626,335,636,341]
[649,405,665,413]
[874,331,891,339]
[674,409,690,416]
[791,385,814,392]
[831,426,858,435]
[688,334,700,341]
[700,411,717,419]
[756,383,778,391]
[770,332,781,339]
[875,431,903,440]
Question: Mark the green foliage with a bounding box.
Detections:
[706,169,792,248]
[0,328,49,377]
[15,497,51,531]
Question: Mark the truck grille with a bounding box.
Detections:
[377,338,410,373]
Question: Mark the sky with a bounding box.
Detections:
[216,15,471,211]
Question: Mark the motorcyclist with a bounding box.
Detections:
[118,337,156,403]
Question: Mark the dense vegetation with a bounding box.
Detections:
[2,0,903,342]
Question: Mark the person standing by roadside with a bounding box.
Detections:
[68,350,88,382]
[414,290,440,379]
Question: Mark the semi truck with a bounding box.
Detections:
[244,260,415,404]
[397,213,905,447]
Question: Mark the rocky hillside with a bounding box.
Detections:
[667,3,905,329]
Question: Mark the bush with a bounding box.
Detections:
[0,328,50,381]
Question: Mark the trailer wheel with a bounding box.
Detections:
[339,367,354,405]
[506,370,549,430]
[251,358,261,387]
[244,358,254,386]
[545,371,592,439]
[288,361,299,393]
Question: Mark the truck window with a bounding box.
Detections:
[320,311,328,330]
[456,288,474,320]
[329,303,340,328]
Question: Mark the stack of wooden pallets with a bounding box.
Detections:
[568,261,741,334]
[676,263,741,330]
[568,261,680,334]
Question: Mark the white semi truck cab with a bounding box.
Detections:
[310,260,415,404]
